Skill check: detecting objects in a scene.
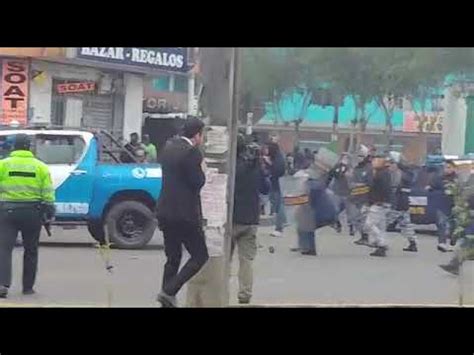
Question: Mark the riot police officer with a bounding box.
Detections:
[350,145,374,246]
[365,154,392,257]
[386,153,419,252]
[0,134,55,298]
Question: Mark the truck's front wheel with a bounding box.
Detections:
[105,201,156,249]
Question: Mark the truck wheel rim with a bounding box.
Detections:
[118,212,146,240]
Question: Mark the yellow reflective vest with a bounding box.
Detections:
[0,150,55,203]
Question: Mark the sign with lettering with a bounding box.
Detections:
[403,111,443,133]
[77,47,189,73]
[1,59,29,125]
[57,81,96,94]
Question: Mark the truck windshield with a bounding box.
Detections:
[35,134,86,165]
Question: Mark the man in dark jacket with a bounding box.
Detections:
[264,142,287,237]
[155,118,208,307]
[429,160,458,252]
[231,135,269,304]
[387,156,419,252]
[365,155,392,257]
[327,154,351,233]
[120,132,145,163]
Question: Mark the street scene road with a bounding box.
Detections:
[0,223,460,307]
[1,48,473,309]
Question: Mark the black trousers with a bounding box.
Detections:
[0,205,42,291]
[161,221,209,297]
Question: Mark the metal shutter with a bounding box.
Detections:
[82,95,114,131]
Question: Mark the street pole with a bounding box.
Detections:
[186,48,240,307]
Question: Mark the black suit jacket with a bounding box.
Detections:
[156,137,206,227]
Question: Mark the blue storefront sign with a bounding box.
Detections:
[77,47,189,73]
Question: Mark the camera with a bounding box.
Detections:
[237,134,261,164]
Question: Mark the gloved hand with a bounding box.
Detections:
[42,203,56,221]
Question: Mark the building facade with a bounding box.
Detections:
[0,47,193,140]
[254,90,444,163]
[442,80,474,155]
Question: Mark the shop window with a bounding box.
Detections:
[152,75,171,91]
[34,134,86,165]
[174,75,188,93]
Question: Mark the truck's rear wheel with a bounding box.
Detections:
[105,201,156,249]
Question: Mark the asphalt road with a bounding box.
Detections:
[0,222,462,307]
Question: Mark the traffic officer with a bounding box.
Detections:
[0,134,55,299]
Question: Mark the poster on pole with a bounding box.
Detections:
[205,126,229,154]
[200,168,228,256]
[1,59,29,125]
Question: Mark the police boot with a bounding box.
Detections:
[0,286,8,299]
[354,233,369,246]
[403,241,418,252]
[370,246,387,257]
[349,225,355,236]
[157,291,177,308]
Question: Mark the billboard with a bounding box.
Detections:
[403,111,443,133]
[0,58,29,125]
[77,47,189,73]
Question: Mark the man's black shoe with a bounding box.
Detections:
[22,289,35,295]
[0,286,8,299]
[301,250,317,256]
[290,247,300,252]
[403,242,418,252]
[370,247,387,257]
[354,238,369,246]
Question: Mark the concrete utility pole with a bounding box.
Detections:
[186,48,241,307]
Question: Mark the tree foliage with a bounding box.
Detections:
[242,47,474,149]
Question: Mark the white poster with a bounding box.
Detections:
[205,126,229,154]
[201,169,228,256]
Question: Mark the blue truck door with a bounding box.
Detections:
[50,136,97,219]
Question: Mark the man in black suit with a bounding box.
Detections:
[156,118,208,307]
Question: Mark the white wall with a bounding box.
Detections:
[442,86,467,156]
[122,73,144,138]
[29,60,101,125]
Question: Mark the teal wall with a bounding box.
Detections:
[261,92,403,129]
[259,91,446,129]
